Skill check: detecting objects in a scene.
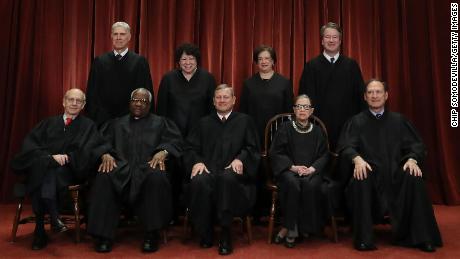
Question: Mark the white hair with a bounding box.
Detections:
[131,88,152,102]
[111,22,131,33]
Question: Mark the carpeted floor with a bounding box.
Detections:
[0,204,458,258]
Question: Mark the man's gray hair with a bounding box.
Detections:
[112,21,131,33]
[131,88,152,102]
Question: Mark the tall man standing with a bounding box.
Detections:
[86,22,154,126]
[299,22,365,150]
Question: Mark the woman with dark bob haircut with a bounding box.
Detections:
[157,43,216,137]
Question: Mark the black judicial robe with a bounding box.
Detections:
[184,112,260,181]
[269,121,329,234]
[299,54,365,149]
[184,112,260,235]
[337,110,442,246]
[240,73,293,146]
[86,51,154,126]
[87,113,183,238]
[99,113,182,202]
[11,115,105,193]
[157,68,216,137]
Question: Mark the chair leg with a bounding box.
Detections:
[11,198,24,243]
[245,216,252,244]
[330,215,338,243]
[162,229,168,244]
[70,189,80,243]
[267,190,277,244]
[183,208,189,240]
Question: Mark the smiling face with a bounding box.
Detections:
[364,81,388,112]
[213,87,236,114]
[257,50,274,74]
[129,90,151,118]
[321,28,341,56]
[111,26,131,52]
[179,52,198,75]
[63,89,85,117]
[293,96,314,123]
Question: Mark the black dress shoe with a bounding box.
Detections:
[200,228,213,248]
[51,218,68,233]
[200,238,213,248]
[218,239,233,255]
[273,234,285,244]
[95,238,113,253]
[32,233,48,250]
[419,243,436,252]
[142,238,159,253]
[284,237,296,248]
[354,242,377,251]
[218,227,232,255]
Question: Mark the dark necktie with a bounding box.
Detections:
[221,116,226,123]
[65,117,73,126]
[115,54,122,60]
[375,113,382,119]
[330,57,335,64]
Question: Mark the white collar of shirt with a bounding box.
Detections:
[323,51,340,63]
[369,108,384,117]
[63,114,77,121]
[217,111,232,120]
[113,48,129,57]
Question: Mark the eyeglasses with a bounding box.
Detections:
[65,97,85,105]
[293,104,312,110]
[130,98,149,104]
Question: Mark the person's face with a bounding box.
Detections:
[364,81,388,111]
[179,53,198,75]
[111,26,131,51]
[293,97,313,122]
[321,28,341,54]
[129,91,151,118]
[213,88,236,114]
[63,89,85,116]
[257,50,274,73]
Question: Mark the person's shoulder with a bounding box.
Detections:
[306,54,324,65]
[272,73,290,84]
[338,55,359,65]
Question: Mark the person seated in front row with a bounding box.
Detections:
[86,88,182,253]
[11,88,105,250]
[269,94,329,248]
[337,79,442,252]
[184,84,260,256]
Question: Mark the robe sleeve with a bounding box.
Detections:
[86,58,102,121]
[137,56,155,112]
[283,79,294,113]
[239,81,249,113]
[183,123,205,178]
[154,118,183,158]
[156,74,169,117]
[311,127,330,173]
[235,117,261,180]
[399,116,427,165]
[11,119,59,172]
[350,60,367,111]
[336,117,361,162]
[298,62,316,100]
[268,123,293,177]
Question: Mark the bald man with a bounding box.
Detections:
[12,89,107,250]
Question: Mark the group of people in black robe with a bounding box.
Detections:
[11,21,442,255]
